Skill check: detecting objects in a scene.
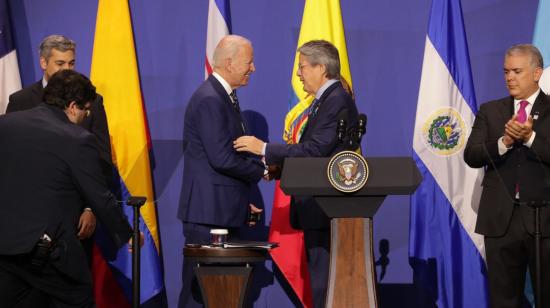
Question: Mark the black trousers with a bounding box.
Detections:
[0,255,93,308]
[304,228,330,308]
[485,205,550,308]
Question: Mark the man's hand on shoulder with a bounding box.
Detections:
[234,136,265,155]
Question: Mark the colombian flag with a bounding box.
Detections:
[267,1,354,307]
[90,0,164,306]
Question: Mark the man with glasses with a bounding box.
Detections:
[0,70,134,308]
[234,40,359,308]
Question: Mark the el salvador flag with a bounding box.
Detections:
[534,0,550,94]
[0,0,21,114]
[409,0,489,307]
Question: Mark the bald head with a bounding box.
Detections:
[212,35,255,89]
[213,35,251,68]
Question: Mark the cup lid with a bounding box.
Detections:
[210,229,228,235]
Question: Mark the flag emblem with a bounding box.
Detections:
[327,151,368,193]
[422,107,467,155]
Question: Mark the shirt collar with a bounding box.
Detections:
[315,79,338,100]
[212,72,233,96]
[514,88,541,106]
[42,76,48,88]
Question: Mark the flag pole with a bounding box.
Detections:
[127,196,146,308]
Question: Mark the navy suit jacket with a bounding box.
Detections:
[0,105,132,282]
[266,81,359,229]
[178,75,264,227]
[464,91,550,236]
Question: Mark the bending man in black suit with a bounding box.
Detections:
[0,70,135,308]
[7,34,114,243]
[234,40,359,308]
[464,44,550,307]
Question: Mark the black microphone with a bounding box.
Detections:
[337,113,347,144]
[357,113,367,145]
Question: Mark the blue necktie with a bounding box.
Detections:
[309,98,320,118]
[230,91,241,112]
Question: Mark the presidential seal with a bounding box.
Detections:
[327,151,369,193]
[422,107,467,156]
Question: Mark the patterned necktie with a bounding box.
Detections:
[229,91,241,113]
[229,90,246,133]
[517,100,529,123]
[309,98,320,118]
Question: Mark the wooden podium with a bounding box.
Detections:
[280,157,421,308]
[184,247,268,308]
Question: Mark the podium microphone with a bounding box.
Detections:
[337,115,347,144]
[357,114,367,145]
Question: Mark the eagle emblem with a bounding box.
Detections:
[327,151,368,193]
[337,158,361,185]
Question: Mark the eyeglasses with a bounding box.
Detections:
[297,63,312,71]
[76,105,91,117]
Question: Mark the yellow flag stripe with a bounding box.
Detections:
[90,0,160,250]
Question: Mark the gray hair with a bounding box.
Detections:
[298,40,340,79]
[506,44,544,69]
[39,35,76,60]
[213,35,252,68]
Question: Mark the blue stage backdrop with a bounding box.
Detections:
[8,0,538,307]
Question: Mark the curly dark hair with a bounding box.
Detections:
[43,70,97,109]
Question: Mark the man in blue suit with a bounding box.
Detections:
[234,40,359,308]
[177,35,265,308]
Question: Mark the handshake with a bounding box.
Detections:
[264,164,281,181]
[233,135,280,181]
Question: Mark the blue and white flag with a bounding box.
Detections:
[534,0,550,94]
[0,0,21,114]
[410,0,489,307]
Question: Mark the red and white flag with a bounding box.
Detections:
[205,0,231,78]
[0,0,22,114]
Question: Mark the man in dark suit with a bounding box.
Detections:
[177,35,265,308]
[0,70,134,308]
[464,44,550,307]
[234,40,359,308]
[7,35,113,244]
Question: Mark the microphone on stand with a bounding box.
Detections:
[356,114,367,148]
[337,116,347,144]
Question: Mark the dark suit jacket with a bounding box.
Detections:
[178,75,265,227]
[464,91,550,237]
[0,105,132,282]
[7,81,114,186]
[266,81,359,229]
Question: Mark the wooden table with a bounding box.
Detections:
[183,247,268,308]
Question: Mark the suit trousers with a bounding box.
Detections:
[178,222,240,308]
[0,255,93,308]
[304,229,330,308]
[485,205,550,308]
